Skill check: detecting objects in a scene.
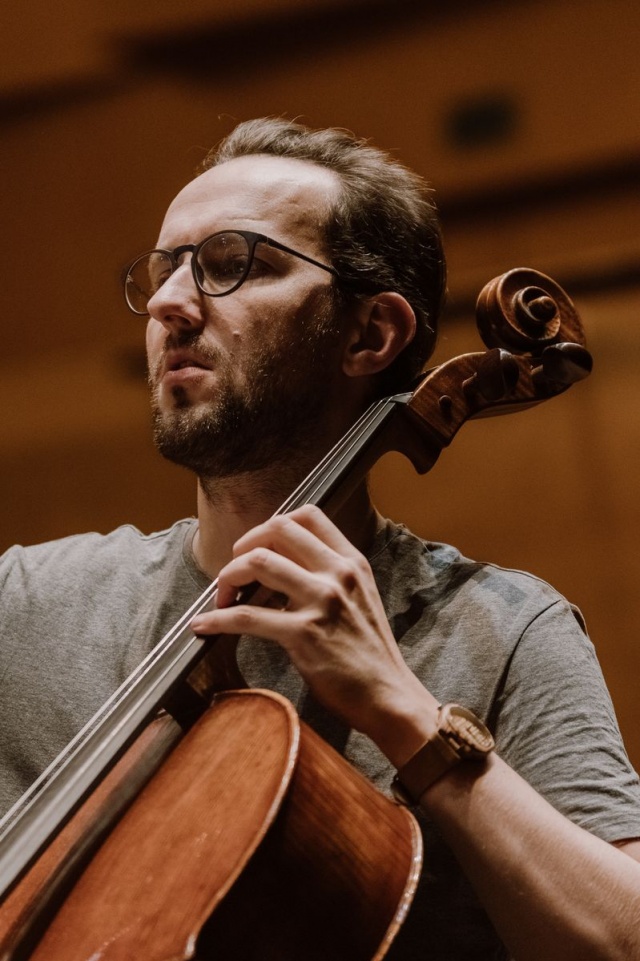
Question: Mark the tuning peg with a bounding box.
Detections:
[463,348,520,402]
[534,342,593,388]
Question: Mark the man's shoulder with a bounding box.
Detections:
[370,516,568,614]
[0,519,198,585]
[369,516,591,728]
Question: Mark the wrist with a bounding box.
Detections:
[391,703,495,806]
[362,681,441,769]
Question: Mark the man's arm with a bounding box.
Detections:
[421,754,640,960]
[191,504,640,961]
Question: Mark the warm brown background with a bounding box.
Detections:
[2,0,639,767]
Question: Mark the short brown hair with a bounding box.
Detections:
[201,117,446,392]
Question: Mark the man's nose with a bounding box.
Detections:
[147,261,205,332]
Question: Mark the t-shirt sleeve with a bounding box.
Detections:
[493,597,640,843]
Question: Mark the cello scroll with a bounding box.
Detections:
[399,268,593,469]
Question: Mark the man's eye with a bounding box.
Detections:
[203,256,271,282]
[225,256,251,277]
[201,255,248,279]
[245,256,270,277]
[151,269,172,290]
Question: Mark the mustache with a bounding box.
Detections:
[164,329,219,358]
[149,331,222,383]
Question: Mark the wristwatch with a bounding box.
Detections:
[391,703,495,806]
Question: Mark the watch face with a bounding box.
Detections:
[446,705,495,754]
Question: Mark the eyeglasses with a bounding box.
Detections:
[123,229,341,315]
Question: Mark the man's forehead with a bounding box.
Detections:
[162,154,339,243]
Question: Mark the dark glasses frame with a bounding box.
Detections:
[124,229,342,315]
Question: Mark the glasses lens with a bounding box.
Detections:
[196,232,252,295]
[125,251,173,314]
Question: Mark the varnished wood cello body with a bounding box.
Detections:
[0,269,592,960]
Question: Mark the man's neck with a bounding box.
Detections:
[192,466,378,580]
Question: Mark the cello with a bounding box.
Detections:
[0,268,592,960]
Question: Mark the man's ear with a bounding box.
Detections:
[342,292,416,377]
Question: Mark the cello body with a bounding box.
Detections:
[1,691,421,961]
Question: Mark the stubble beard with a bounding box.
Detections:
[149,297,344,499]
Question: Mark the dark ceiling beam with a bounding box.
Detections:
[0,0,498,127]
[440,152,640,222]
[0,77,127,128]
[118,0,487,78]
[439,150,640,316]
[445,258,640,322]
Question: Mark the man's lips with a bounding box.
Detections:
[169,359,208,371]
[158,350,214,387]
[161,350,212,375]
[163,350,211,373]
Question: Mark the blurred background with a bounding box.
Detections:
[2,0,639,763]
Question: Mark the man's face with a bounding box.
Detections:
[145,155,349,483]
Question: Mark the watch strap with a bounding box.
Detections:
[391,703,494,805]
[392,729,461,804]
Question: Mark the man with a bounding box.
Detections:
[1,118,640,959]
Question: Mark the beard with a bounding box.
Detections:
[149,294,344,492]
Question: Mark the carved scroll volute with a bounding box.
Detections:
[398,268,593,472]
[475,267,587,352]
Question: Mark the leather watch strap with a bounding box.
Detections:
[391,703,494,805]
[393,732,461,802]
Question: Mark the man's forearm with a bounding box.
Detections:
[421,753,640,961]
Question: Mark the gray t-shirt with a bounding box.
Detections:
[1,518,639,959]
